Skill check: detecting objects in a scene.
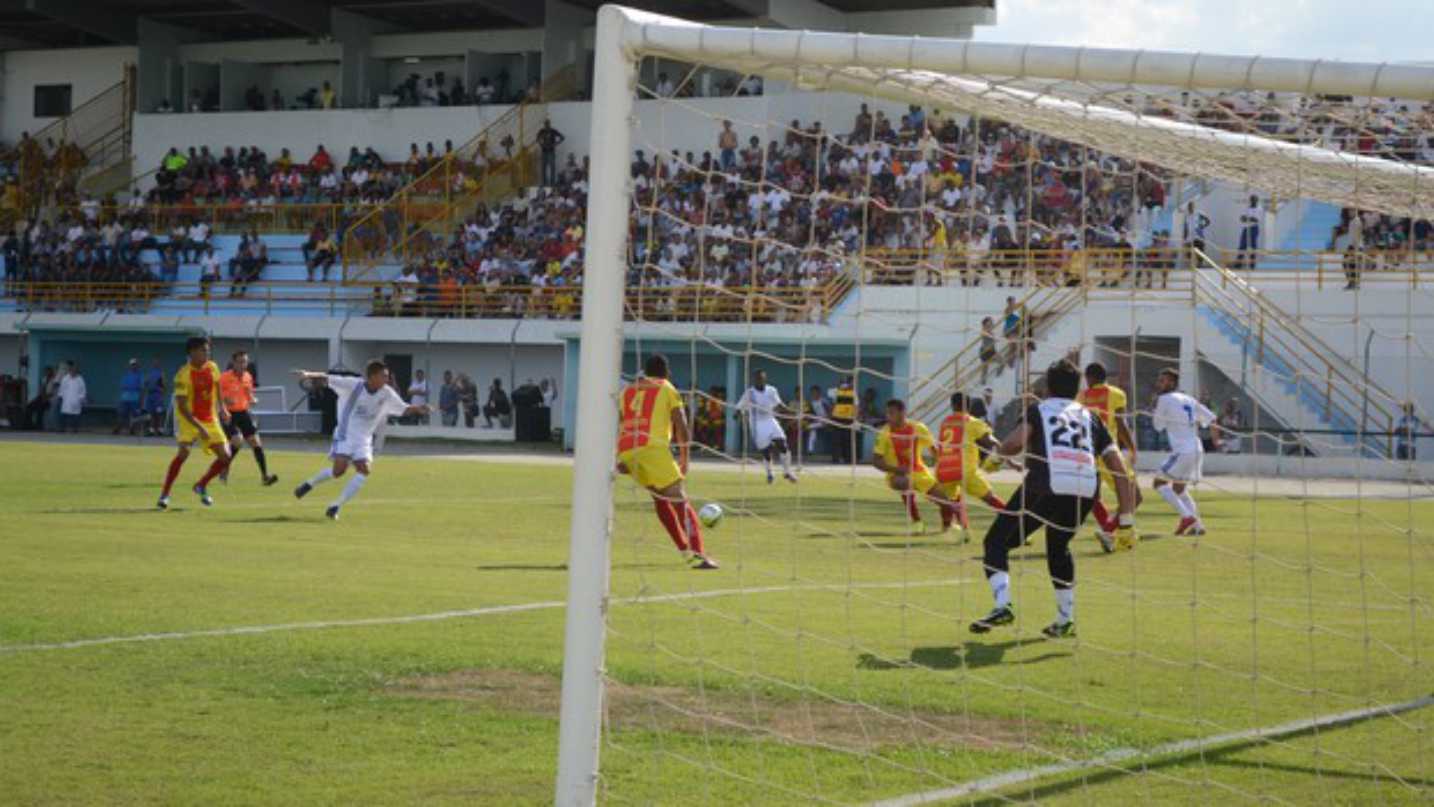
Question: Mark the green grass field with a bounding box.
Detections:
[1,439,1430,805]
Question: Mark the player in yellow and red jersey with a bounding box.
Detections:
[616,354,718,570]
[157,336,232,509]
[1076,361,1140,551]
[872,399,961,531]
[933,392,1010,540]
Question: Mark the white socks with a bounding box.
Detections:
[988,571,1011,608]
[1178,491,1200,521]
[307,467,335,487]
[1158,485,1190,517]
[779,450,793,475]
[333,472,367,508]
[1055,588,1074,624]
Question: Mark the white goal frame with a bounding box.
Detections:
[555,6,1434,804]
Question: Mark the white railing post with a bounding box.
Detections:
[554,6,635,807]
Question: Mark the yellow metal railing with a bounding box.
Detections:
[340,99,548,281]
[860,247,1434,289]
[2,275,852,324]
[1190,249,1402,455]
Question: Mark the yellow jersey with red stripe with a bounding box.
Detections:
[1077,383,1127,437]
[174,360,223,423]
[935,412,991,483]
[219,369,255,413]
[875,420,935,475]
[618,377,684,452]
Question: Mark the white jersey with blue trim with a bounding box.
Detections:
[1153,391,1215,455]
[330,375,408,452]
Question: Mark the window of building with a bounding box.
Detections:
[34,84,73,118]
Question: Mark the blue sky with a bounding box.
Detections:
[978,0,1431,64]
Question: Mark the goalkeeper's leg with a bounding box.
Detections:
[972,485,1040,633]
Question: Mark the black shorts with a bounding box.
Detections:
[987,483,1094,548]
[224,410,258,439]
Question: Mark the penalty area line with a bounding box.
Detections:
[0,578,962,655]
[867,693,1434,807]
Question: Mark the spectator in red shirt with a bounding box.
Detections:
[308,145,333,174]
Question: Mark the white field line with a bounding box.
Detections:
[0,578,961,655]
[867,694,1434,807]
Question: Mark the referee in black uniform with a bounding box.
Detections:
[970,359,1138,638]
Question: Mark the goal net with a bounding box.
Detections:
[557,7,1434,804]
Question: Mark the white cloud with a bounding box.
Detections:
[978,0,1430,63]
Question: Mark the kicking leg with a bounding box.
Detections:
[650,495,689,553]
[653,480,717,568]
[327,459,369,519]
[296,455,346,499]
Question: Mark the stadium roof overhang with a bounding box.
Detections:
[0,0,995,49]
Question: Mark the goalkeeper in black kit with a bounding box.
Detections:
[970,359,1139,639]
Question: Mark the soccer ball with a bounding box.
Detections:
[697,502,725,528]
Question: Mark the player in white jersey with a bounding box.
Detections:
[735,369,797,484]
[292,360,431,520]
[1151,368,1215,536]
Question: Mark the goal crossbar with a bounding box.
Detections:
[623,9,1434,218]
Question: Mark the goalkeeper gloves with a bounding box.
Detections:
[1114,513,1138,551]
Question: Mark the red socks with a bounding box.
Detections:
[161,454,187,496]
[903,492,921,523]
[197,456,229,488]
[682,503,705,555]
[1091,499,1115,532]
[653,498,705,555]
[653,499,688,552]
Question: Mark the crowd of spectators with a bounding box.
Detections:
[0,212,210,307]
[1,134,89,223]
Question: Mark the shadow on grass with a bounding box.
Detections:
[1212,757,1434,788]
[857,638,1067,672]
[962,706,1434,805]
[474,562,673,572]
[38,507,165,515]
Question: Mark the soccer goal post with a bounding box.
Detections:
[558,6,1434,804]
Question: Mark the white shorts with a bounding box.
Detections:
[330,434,376,463]
[752,418,787,451]
[1157,452,1203,483]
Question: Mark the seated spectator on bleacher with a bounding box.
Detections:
[158,244,180,284]
[182,219,211,262]
[307,232,338,281]
[199,245,222,295]
[309,145,333,175]
[227,232,267,297]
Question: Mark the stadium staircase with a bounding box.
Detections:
[907,282,1087,426]
[26,69,137,204]
[903,250,1400,458]
[1189,250,1400,458]
[340,99,547,282]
